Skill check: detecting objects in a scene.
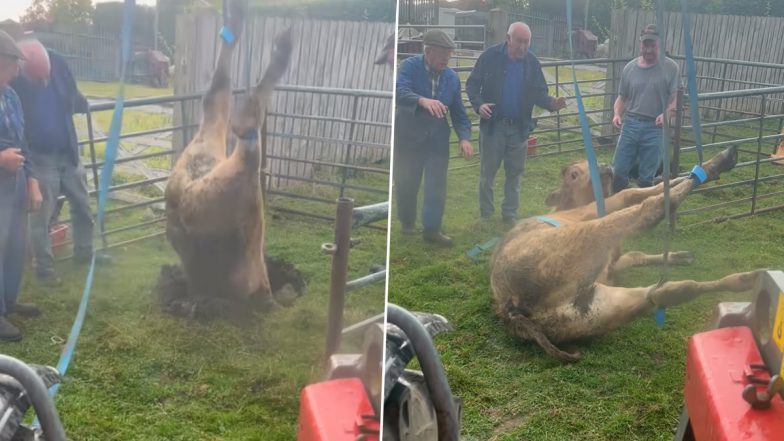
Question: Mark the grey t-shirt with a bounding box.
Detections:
[618,56,679,119]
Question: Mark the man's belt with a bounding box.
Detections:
[625,113,656,122]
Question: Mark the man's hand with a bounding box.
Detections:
[552,96,567,111]
[612,114,623,129]
[655,113,664,128]
[458,139,474,160]
[0,148,25,172]
[27,178,42,212]
[478,103,495,119]
[418,97,448,118]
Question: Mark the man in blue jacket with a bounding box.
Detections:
[13,37,110,286]
[394,30,473,247]
[0,30,42,341]
[466,22,566,224]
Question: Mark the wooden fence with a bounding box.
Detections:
[173,12,394,191]
[609,8,784,116]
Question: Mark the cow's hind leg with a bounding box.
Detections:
[197,0,248,146]
[648,270,763,307]
[610,250,695,273]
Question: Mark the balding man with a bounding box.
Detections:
[466,22,566,225]
[12,37,111,287]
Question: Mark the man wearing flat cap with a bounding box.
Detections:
[0,29,43,341]
[611,24,679,193]
[466,22,566,226]
[393,29,473,247]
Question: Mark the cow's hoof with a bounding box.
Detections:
[668,251,694,265]
[704,145,738,181]
[273,283,299,307]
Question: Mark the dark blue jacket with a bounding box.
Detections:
[395,54,471,148]
[12,50,88,165]
[466,43,555,131]
[0,87,32,178]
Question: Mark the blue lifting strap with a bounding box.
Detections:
[566,0,605,217]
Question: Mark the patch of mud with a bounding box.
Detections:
[155,254,305,321]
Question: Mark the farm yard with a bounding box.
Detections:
[389,4,784,440]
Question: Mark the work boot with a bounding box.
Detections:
[502,216,518,227]
[9,303,41,318]
[423,230,453,247]
[0,317,22,342]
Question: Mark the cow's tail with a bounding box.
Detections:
[499,301,581,363]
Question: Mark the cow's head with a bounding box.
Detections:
[545,160,613,211]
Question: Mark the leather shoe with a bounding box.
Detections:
[423,231,453,247]
[0,317,22,342]
[9,303,41,318]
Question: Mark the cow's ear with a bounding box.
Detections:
[545,188,563,208]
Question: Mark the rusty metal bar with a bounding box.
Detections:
[325,197,354,359]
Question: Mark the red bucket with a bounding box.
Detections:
[527,137,537,156]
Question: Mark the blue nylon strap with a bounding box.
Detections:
[681,0,703,165]
[535,216,561,228]
[34,1,136,417]
[690,164,707,184]
[219,26,235,45]
[655,0,669,327]
[566,0,605,217]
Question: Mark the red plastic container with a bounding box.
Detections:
[527,137,537,156]
[297,378,379,441]
[684,326,784,441]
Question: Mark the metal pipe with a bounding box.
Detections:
[340,96,360,198]
[325,197,354,359]
[0,355,66,441]
[352,202,389,228]
[386,304,460,441]
[751,95,766,214]
[345,270,386,292]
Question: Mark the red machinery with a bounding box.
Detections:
[675,270,784,440]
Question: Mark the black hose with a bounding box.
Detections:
[386,304,459,441]
[0,355,66,441]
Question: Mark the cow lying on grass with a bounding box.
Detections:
[159,0,302,319]
[490,146,764,362]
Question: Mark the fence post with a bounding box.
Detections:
[751,94,766,215]
[325,197,354,359]
[85,109,108,251]
[340,94,360,198]
[487,9,508,46]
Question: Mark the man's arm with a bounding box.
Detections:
[395,58,422,113]
[53,52,89,114]
[449,76,472,142]
[464,51,486,113]
[612,95,626,128]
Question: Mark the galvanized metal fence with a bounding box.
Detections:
[430,51,784,225]
[51,84,391,257]
[34,30,119,82]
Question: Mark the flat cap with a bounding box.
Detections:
[640,24,659,42]
[423,29,455,49]
[0,30,24,60]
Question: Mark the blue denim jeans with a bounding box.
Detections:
[478,121,528,219]
[612,116,662,192]
[29,152,94,277]
[0,170,27,316]
[394,142,449,234]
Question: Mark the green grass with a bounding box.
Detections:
[78,81,174,99]
[387,144,784,440]
[8,211,386,439]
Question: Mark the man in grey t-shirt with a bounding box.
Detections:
[611,24,679,192]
